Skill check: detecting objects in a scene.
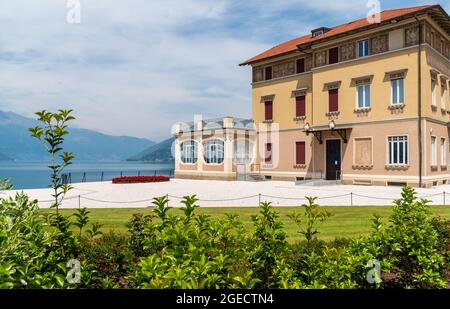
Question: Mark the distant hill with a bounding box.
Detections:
[0,111,155,161]
[128,137,174,162]
[0,152,12,161]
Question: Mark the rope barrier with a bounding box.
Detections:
[38,195,79,203]
[351,193,397,201]
[11,191,450,206]
[316,193,352,200]
[169,194,260,202]
[261,194,307,201]
[80,196,151,204]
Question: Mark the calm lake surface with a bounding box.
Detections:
[0,161,174,190]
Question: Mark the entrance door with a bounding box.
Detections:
[326,139,341,180]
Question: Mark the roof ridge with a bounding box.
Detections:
[241,4,439,66]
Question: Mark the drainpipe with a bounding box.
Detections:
[415,16,423,188]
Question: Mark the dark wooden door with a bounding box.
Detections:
[326,139,341,180]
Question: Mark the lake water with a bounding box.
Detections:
[0,161,175,190]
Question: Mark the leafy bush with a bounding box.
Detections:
[126,213,156,257]
[352,187,447,288]
[0,193,77,288]
[79,232,134,288]
[134,195,255,288]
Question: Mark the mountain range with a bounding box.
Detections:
[0,111,157,161]
[127,137,175,162]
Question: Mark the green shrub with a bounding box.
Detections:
[134,196,252,288]
[0,193,76,288]
[79,232,134,288]
[355,186,447,288]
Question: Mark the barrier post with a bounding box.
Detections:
[350,192,353,206]
[443,191,446,206]
[78,195,81,209]
[166,194,169,207]
[258,193,261,206]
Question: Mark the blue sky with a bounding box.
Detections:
[0,0,448,141]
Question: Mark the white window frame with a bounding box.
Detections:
[356,83,371,109]
[431,79,436,107]
[391,78,404,105]
[203,139,224,164]
[431,136,437,166]
[440,137,446,166]
[357,39,369,57]
[441,83,446,109]
[180,140,198,164]
[387,136,408,165]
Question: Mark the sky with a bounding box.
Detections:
[0,1,448,142]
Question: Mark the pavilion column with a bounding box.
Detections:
[173,123,182,172]
[196,119,203,172]
[223,117,234,174]
[174,138,181,171]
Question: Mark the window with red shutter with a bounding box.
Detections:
[296,142,306,165]
[265,66,272,80]
[295,96,306,117]
[265,143,272,163]
[329,47,339,64]
[329,89,339,112]
[296,58,305,74]
[264,101,273,120]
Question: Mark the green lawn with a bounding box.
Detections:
[41,206,450,242]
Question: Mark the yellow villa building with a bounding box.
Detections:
[174,4,450,188]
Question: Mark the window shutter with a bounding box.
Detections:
[265,143,272,163]
[296,58,305,74]
[265,101,273,120]
[329,47,339,64]
[265,66,272,80]
[296,142,306,165]
[329,89,339,112]
[296,96,306,117]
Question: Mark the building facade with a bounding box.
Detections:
[175,5,450,187]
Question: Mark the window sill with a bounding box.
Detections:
[388,104,405,110]
[325,111,340,117]
[354,108,371,113]
[262,164,273,169]
[293,116,307,121]
[440,165,447,169]
[441,107,447,113]
[263,120,273,124]
[293,164,306,169]
[352,164,373,169]
[385,164,409,170]
[431,165,438,170]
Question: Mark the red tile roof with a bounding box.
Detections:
[240,5,435,66]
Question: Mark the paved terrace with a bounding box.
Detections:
[2,179,450,208]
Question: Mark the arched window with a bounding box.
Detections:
[180,140,197,164]
[204,139,224,164]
